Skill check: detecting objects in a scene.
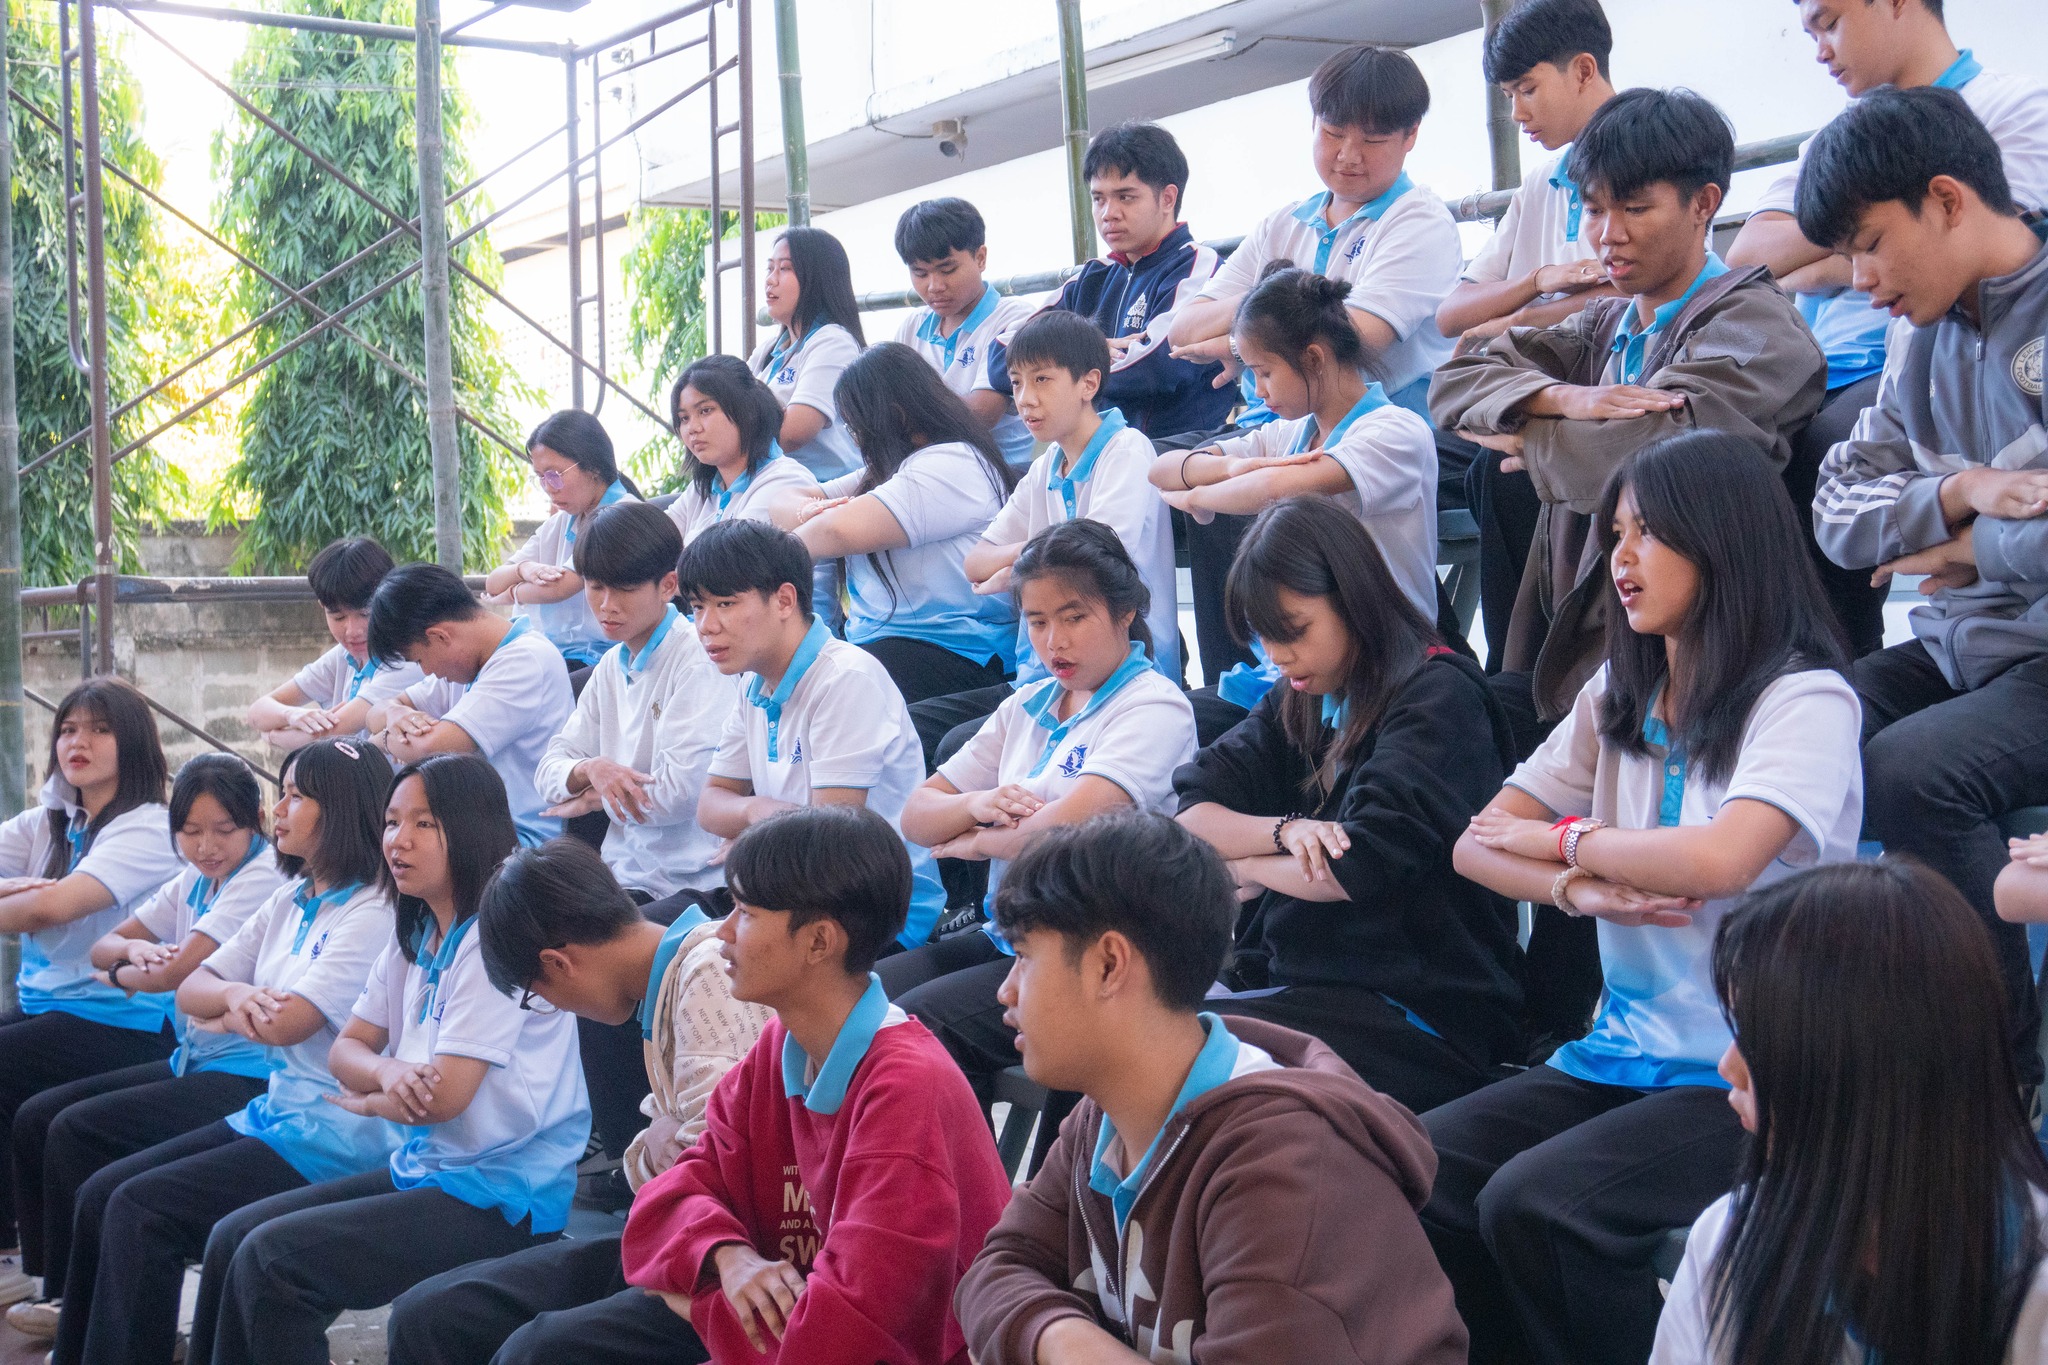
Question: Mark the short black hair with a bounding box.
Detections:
[1795,84,2016,251]
[367,563,483,664]
[1003,309,1111,386]
[276,738,393,889]
[169,753,266,839]
[1568,86,1733,202]
[1082,121,1190,216]
[992,811,1232,1011]
[306,537,395,613]
[726,806,910,975]
[1483,0,1613,85]
[477,837,642,996]
[673,517,814,616]
[573,501,682,590]
[894,197,986,265]
[1309,45,1430,137]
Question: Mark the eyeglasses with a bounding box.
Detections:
[516,987,560,1014]
[532,468,568,492]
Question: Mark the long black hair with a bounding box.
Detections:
[833,342,1018,615]
[1011,519,1153,658]
[1225,497,1438,794]
[777,226,866,347]
[526,409,641,502]
[169,753,266,841]
[1595,432,1847,786]
[1708,859,2048,1365]
[382,753,519,964]
[275,739,392,890]
[42,678,170,880]
[671,354,785,501]
[1234,264,1379,385]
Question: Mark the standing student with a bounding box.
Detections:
[892,198,1037,468]
[664,354,820,546]
[0,678,179,1306]
[749,227,866,481]
[1729,0,2048,659]
[796,342,1020,704]
[189,754,585,1365]
[4,756,283,1342]
[1652,860,2048,1365]
[885,521,1196,1098]
[618,806,1012,1365]
[984,121,1235,443]
[682,519,947,951]
[369,563,575,848]
[50,738,394,1365]
[484,411,639,675]
[1175,498,1523,1113]
[1423,434,1863,1365]
[386,837,771,1365]
[955,813,1470,1365]
[247,537,422,751]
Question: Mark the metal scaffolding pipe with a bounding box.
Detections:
[416,0,464,571]
[1055,0,1092,265]
[105,0,567,54]
[1480,0,1520,192]
[738,0,758,356]
[80,0,116,674]
[0,9,27,1009]
[773,0,808,225]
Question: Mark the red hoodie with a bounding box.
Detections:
[621,1012,1011,1364]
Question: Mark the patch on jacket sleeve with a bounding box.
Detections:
[1687,322,1768,366]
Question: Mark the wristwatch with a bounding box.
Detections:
[1561,817,1605,869]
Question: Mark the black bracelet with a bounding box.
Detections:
[107,959,126,987]
[1273,813,1304,854]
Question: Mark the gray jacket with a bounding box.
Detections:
[1814,227,2048,691]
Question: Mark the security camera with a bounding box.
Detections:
[934,119,968,160]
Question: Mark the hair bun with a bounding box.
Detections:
[1304,273,1355,309]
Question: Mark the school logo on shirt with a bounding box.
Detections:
[2017,337,2045,398]
[1122,294,1150,332]
[309,931,329,961]
[1058,744,1088,779]
[774,365,796,385]
[1344,236,1368,262]
[955,343,977,370]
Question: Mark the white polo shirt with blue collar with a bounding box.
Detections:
[508,479,637,666]
[1461,148,1599,287]
[748,323,865,479]
[667,450,822,548]
[896,285,1039,468]
[133,842,287,1078]
[1608,254,1731,386]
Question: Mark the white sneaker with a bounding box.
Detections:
[5,1298,58,1339]
[0,1250,37,1307]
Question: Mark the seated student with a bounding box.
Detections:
[749,227,866,480]
[1653,859,2048,1365]
[985,121,1234,445]
[1430,86,1827,754]
[385,837,772,1365]
[1435,0,1619,670]
[369,563,575,848]
[885,521,1196,1096]
[4,756,283,1342]
[1729,0,2048,658]
[0,678,180,1306]
[247,537,422,751]
[483,410,639,676]
[188,754,585,1365]
[665,353,821,546]
[1175,497,1522,1114]
[1799,85,2048,1089]
[892,197,1037,469]
[1424,433,1863,1365]
[1153,266,1440,725]
[619,804,1011,1365]
[795,342,1021,705]
[51,739,394,1365]
[956,811,1470,1365]
[683,519,947,951]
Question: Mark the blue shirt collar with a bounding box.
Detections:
[565,480,631,545]
[914,284,1002,369]
[1290,383,1390,455]
[1291,175,1415,273]
[616,604,680,684]
[1046,408,1128,516]
[1546,154,1584,243]
[1089,1013,1243,1233]
[1934,48,1982,90]
[186,835,269,917]
[780,973,892,1115]
[1641,693,1688,828]
[344,652,378,700]
[745,615,832,762]
[1019,641,1152,778]
[1611,253,1730,381]
[1320,693,1350,729]
[713,444,784,513]
[412,913,476,1024]
[289,880,361,956]
[640,906,711,1039]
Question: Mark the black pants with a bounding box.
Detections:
[1464,450,1543,674]
[1856,640,2048,1086]
[580,1015,654,1163]
[878,929,1015,1097]
[56,1121,305,1365]
[16,1062,263,1293]
[0,1007,173,1247]
[1785,374,1887,658]
[388,1233,709,1365]
[196,1169,553,1365]
[911,682,1014,773]
[1185,510,1259,685]
[1421,1065,1747,1365]
[1211,984,1499,1117]
[855,636,1009,707]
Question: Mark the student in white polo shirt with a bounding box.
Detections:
[484,411,640,677]
[682,519,946,951]
[795,343,1021,706]
[664,355,821,547]
[891,198,1037,470]
[368,565,575,849]
[884,521,1194,1097]
[748,227,866,481]
[248,538,422,752]
[191,754,585,1365]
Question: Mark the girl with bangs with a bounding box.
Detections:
[665,354,822,546]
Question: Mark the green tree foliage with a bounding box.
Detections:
[7,0,189,586]
[212,0,520,571]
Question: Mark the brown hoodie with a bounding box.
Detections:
[956,1017,1467,1365]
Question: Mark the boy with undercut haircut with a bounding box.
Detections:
[620,805,1011,1365]
[956,811,1467,1365]
[247,537,422,751]
[1800,85,2048,1090]
[893,197,1038,469]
